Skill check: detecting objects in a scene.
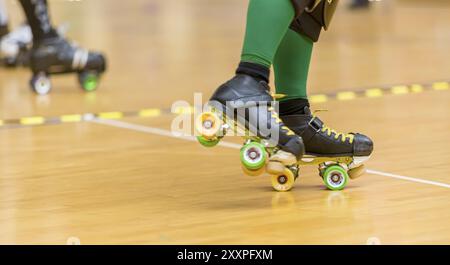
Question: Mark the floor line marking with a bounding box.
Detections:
[91,118,450,190]
[1,80,449,130]
[366,169,450,189]
[90,118,242,149]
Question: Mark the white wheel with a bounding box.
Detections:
[30,73,51,95]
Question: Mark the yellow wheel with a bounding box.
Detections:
[241,164,265,177]
[348,165,366,179]
[271,167,296,192]
[195,112,222,139]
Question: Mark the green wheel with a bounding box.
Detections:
[197,135,220,148]
[323,165,349,191]
[79,72,99,92]
[240,142,267,170]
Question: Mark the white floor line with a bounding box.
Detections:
[91,118,450,189]
[366,169,450,189]
[90,118,242,149]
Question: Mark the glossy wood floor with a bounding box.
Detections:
[0,0,449,244]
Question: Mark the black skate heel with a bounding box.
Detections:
[29,36,106,95]
[196,74,305,192]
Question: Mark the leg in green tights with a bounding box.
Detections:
[206,0,306,165]
[274,29,313,101]
[241,0,296,68]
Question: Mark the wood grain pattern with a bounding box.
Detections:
[0,0,449,244]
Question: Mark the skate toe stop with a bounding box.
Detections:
[353,134,373,156]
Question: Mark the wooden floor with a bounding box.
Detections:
[0,0,449,244]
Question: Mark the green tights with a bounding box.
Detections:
[240,0,313,100]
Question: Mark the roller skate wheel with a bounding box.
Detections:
[79,72,99,92]
[271,168,295,192]
[266,161,285,175]
[196,135,220,148]
[195,112,222,139]
[323,165,349,191]
[241,164,265,177]
[30,73,51,95]
[240,142,267,171]
[348,165,366,179]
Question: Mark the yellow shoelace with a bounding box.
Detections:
[271,93,286,100]
[268,106,295,136]
[313,110,354,143]
[269,93,295,136]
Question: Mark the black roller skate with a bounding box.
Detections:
[281,106,373,190]
[349,0,370,10]
[196,71,305,192]
[29,35,106,95]
[0,24,32,67]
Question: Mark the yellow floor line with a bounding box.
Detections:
[0,80,447,129]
